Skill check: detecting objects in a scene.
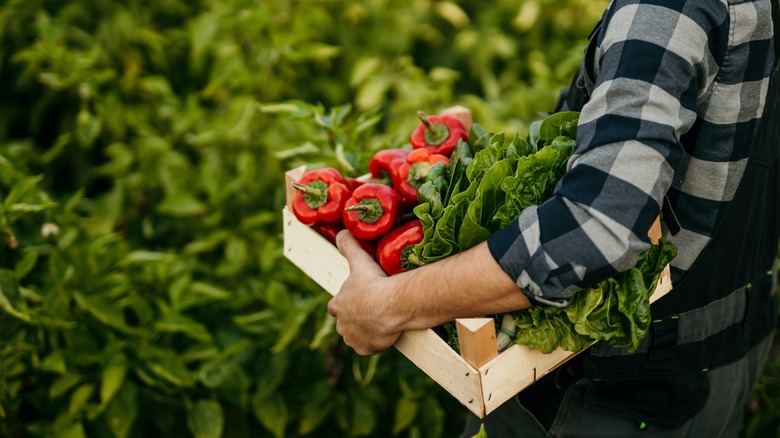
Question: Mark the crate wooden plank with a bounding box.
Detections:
[456,318,498,368]
[285,166,306,212]
[394,328,485,417]
[283,207,348,296]
[480,344,572,415]
[654,264,673,297]
[441,105,474,131]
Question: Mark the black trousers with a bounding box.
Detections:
[460,330,776,438]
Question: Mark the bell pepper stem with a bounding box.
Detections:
[292,182,320,197]
[344,204,374,214]
[406,252,423,267]
[409,162,431,182]
[417,111,441,137]
[401,245,425,271]
[345,197,385,224]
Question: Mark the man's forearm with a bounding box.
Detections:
[328,231,531,355]
[386,241,531,332]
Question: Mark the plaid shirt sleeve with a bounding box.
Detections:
[487,0,729,307]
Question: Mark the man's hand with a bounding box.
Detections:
[327,227,531,356]
[327,230,402,355]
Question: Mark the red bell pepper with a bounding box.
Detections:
[376,219,424,275]
[343,176,365,192]
[311,223,377,259]
[393,148,449,203]
[311,222,344,245]
[343,183,402,240]
[368,149,411,184]
[291,167,352,226]
[410,111,468,157]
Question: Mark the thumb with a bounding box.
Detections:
[336,230,385,276]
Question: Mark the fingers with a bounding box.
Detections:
[336,230,385,276]
[335,229,366,263]
[331,230,396,354]
[332,315,397,356]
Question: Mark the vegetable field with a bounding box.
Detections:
[1,1,777,437]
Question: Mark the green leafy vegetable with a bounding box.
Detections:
[412,112,677,354]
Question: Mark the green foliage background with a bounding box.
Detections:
[0,0,777,437]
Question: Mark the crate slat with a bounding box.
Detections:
[394,328,485,417]
[456,318,499,369]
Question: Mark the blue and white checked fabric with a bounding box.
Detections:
[488,0,776,307]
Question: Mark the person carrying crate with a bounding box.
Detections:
[328,0,780,435]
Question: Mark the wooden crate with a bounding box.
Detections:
[282,165,673,419]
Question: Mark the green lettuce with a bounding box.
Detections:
[411,111,677,354]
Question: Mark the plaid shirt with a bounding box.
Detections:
[488,0,776,307]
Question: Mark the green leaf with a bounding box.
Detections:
[528,119,542,148]
[0,269,30,322]
[155,313,213,343]
[297,382,335,435]
[189,12,220,71]
[537,111,579,146]
[309,314,336,350]
[392,395,420,435]
[4,174,44,207]
[272,297,322,353]
[252,392,288,438]
[253,351,288,402]
[187,399,224,438]
[174,281,232,310]
[99,358,127,413]
[471,424,489,438]
[59,421,87,438]
[75,110,102,148]
[435,1,470,27]
[257,102,304,114]
[157,193,206,217]
[103,382,138,438]
[220,235,248,275]
[355,77,391,110]
[418,396,445,438]
[68,384,95,416]
[350,394,377,436]
[199,359,233,389]
[8,202,58,213]
[459,158,514,249]
[183,230,230,254]
[201,361,249,407]
[73,292,133,334]
[297,42,341,61]
[121,251,175,265]
[40,350,67,374]
[273,141,321,160]
[139,346,195,388]
[50,373,81,400]
[232,309,276,335]
[14,252,38,279]
[190,282,231,300]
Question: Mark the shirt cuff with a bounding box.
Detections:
[487,205,584,308]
